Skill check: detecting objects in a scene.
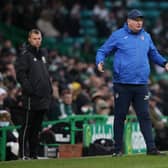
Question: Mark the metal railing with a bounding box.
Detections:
[0,114,107,161]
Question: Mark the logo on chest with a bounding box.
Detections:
[42,56,46,63]
[33,56,46,63]
[33,57,37,62]
[140,35,144,41]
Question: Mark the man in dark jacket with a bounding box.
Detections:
[15,29,52,159]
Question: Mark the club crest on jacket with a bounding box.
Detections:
[42,56,46,63]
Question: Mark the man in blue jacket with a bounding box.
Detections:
[96,9,168,156]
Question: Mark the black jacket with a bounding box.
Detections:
[15,44,52,110]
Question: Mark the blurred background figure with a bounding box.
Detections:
[0,110,19,160]
[91,91,107,114]
[37,9,60,38]
[0,87,7,110]
[149,94,167,130]
[56,86,74,119]
[3,86,24,126]
[70,82,93,115]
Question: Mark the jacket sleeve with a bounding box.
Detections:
[96,33,117,66]
[148,35,167,67]
[41,48,53,95]
[15,52,33,96]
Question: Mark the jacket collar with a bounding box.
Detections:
[27,44,40,54]
[24,43,42,59]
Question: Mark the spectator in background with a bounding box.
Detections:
[70,81,93,143]
[0,87,7,109]
[93,0,110,37]
[37,9,60,37]
[15,29,52,159]
[103,93,115,116]
[158,79,168,116]
[0,40,17,78]
[149,95,167,130]
[148,90,168,151]
[68,3,81,37]
[106,11,118,33]
[0,110,19,160]
[0,2,17,26]
[57,86,74,119]
[1,40,16,58]
[5,63,16,81]
[95,99,110,115]
[47,79,60,121]
[93,0,109,22]
[70,82,93,115]
[3,86,24,126]
[52,0,69,36]
[81,36,95,62]
[48,84,74,120]
[91,91,110,115]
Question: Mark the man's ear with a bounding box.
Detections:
[28,37,30,43]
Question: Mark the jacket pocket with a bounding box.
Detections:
[31,78,43,97]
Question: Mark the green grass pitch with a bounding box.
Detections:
[0,154,168,168]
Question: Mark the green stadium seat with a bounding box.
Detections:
[141,2,158,9]
[127,1,142,9]
[84,28,97,36]
[104,1,112,9]
[159,2,168,10]
[80,20,95,28]
[74,37,84,44]
[43,37,58,49]
[62,37,74,44]
[81,10,93,19]
[143,10,160,19]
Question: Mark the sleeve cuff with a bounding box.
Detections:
[163,61,168,67]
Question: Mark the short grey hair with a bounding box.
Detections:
[28,29,41,37]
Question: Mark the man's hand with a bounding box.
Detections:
[97,62,104,72]
[165,62,168,71]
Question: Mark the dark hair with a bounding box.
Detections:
[28,29,41,37]
[59,84,70,96]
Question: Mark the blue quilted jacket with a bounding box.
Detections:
[96,23,167,84]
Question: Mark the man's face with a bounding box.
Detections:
[62,93,73,105]
[127,17,144,33]
[28,33,42,48]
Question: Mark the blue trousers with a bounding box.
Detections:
[113,84,156,152]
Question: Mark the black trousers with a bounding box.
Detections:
[19,109,45,158]
[113,84,156,153]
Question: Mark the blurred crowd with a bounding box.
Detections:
[0,37,168,152]
[0,0,168,160]
[0,0,168,55]
[0,40,115,124]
